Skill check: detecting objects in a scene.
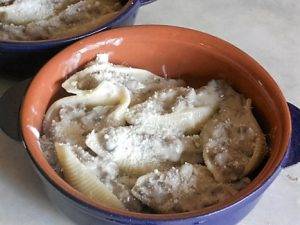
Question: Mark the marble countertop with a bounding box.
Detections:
[0,1,299,224]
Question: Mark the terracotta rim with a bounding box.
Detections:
[0,0,136,44]
[20,25,291,221]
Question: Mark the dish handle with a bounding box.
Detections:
[282,103,300,167]
[0,79,31,141]
[139,0,157,6]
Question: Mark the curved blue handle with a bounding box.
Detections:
[0,79,31,141]
[282,103,300,167]
[139,0,156,6]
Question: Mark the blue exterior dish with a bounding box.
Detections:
[22,103,300,225]
[0,0,155,51]
[0,0,155,75]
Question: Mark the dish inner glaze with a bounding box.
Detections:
[40,55,267,213]
[0,0,122,41]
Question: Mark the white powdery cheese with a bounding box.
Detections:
[40,59,260,213]
[86,126,203,175]
[125,80,223,134]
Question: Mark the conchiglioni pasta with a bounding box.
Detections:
[62,57,185,105]
[131,163,250,213]
[43,81,130,144]
[125,82,221,134]
[85,126,203,175]
[201,94,266,183]
[55,143,126,210]
[40,58,266,213]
